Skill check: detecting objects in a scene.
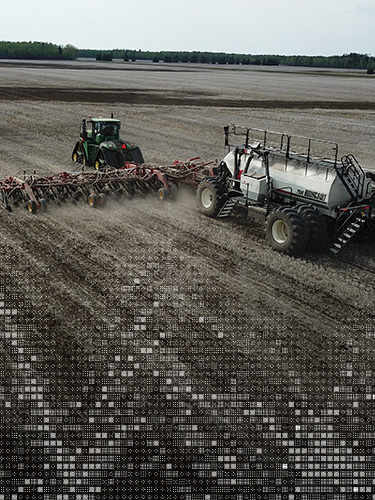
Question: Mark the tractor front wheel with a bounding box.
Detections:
[266,207,309,255]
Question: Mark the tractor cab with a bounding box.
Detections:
[80,118,121,144]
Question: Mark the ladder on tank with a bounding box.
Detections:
[218,198,236,217]
[335,155,365,202]
[330,209,367,254]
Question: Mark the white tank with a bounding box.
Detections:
[223,147,373,216]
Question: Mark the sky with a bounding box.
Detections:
[2,0,375,56]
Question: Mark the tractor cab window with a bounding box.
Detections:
[101,123,115,137]
[80,119,94,139]
[92,122,100,136]
[96,121,119,138]
[85,121,93,138]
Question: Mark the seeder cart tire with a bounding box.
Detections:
[266,207,309,255]
[297,204,327,252]
[197,178,226,218]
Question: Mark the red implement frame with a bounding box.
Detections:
[0,159,218,213]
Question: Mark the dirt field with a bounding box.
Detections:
[0,59,375,498]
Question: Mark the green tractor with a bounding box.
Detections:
[72,115,144,170]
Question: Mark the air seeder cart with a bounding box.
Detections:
[196,124,375,255]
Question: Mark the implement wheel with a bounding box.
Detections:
[158,188,169,201]
[27,199,37,214]
[169,184,178,201]
[88,193,98,208]
[197,178,226,218]
[266,207,309,255]
[39,198,48,213]
[98,193,107,208]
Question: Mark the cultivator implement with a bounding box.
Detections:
[0,159,218,213]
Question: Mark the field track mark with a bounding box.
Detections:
[0,86,374,109]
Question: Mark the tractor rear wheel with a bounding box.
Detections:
[266,207,309,255]
[297,205,327,252]
[197,178,226,218]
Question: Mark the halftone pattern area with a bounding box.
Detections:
[0,252,374,500]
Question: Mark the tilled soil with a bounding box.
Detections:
[0,60,375,498]
[2,85,375,110]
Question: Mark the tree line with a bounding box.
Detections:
[87,49,375,72]
[0,41,78,60]
[0,42,373,71]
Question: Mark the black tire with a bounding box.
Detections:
[98,193,107,208]
[297,204,327,252]
[197,178,226,218]
[27,199,37,214]
[169,184,178,201]
[158,188,169,201]
[266,207,309,255]
[39,198,48,213]
[88,193,98,208]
